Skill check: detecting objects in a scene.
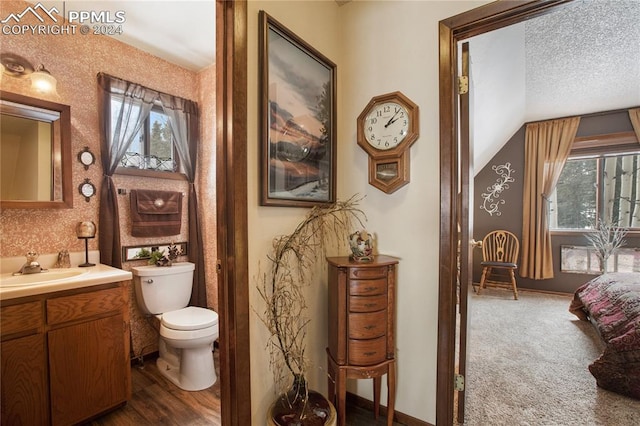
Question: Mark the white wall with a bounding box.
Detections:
[247,1,343,422]
[247,1,489,424]
[469,24,526,174]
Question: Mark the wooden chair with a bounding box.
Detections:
[478,230,520,299]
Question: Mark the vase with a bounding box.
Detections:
[268,375,336,426]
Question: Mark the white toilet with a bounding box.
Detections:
[132,262,218,391]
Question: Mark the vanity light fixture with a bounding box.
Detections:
[0,53,58,95]
[30,65,57,94]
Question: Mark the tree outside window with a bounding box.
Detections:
[550,152,640,230]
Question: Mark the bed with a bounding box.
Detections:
[569,272,640,399]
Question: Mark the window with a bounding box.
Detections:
[561,245,640,274]
[110,96,179,173]
[550,143,640,230]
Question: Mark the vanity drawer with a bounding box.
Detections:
[1,301,43,337]
[348,310,387,339]
[348,336,387,366]
[349,266,387,280]
[349,294,386,312]
[47,287,124,325]
[349,278,387,296]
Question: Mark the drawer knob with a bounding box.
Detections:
[364,351,376,356]
[364,303,376,308]
[364,325,376,330]
[365,286,377,292]
[146,279,154,284]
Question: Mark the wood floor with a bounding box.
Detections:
[86,352,221,426]
[87,352,401,425]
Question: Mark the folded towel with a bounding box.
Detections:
[130,189,182,237]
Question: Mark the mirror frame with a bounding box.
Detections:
[0,90,73,209]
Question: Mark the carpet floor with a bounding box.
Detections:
[462,287,640,425]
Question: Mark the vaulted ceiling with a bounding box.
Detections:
[470,0,640,172]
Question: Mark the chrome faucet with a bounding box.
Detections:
[14,251,43,275]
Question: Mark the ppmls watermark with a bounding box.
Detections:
[1,2,126,36]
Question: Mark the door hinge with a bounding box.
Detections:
[454,374,465,391]
[458,76,469,95]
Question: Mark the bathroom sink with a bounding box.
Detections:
[0,269,89,287]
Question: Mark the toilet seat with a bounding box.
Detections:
[162,306,218,331]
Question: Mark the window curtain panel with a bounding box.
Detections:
[630,108,640,142]
[98,73,156,267]
[521,117,580,280]
[159,94,206,308]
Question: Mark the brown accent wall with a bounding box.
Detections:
[0,1,217,357]
[473,110,640,294]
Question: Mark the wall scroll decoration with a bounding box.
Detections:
[480,162,515,216]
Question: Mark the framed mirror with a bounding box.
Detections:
[0,91,73,209]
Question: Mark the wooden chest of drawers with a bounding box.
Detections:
[326,255,398,426]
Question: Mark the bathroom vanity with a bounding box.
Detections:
[0,264,132,425]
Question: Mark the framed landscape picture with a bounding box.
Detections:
[259,11,337,207]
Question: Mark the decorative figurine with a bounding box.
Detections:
[349,230,374,262]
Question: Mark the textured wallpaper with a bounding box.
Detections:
[0,0,218,357]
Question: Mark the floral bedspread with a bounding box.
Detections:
[569,272,640,399]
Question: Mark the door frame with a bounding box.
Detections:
[436,1,573,424]
[216,1,251,425]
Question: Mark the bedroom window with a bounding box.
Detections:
[549,146,640,230]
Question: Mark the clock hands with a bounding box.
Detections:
[384,108,403,128]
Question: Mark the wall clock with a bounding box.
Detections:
[357,91,419,193]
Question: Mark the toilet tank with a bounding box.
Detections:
[132,262,195,314]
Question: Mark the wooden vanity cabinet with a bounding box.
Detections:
[0,282,131,426]
[326,256,398,426]
[1,301,48,425]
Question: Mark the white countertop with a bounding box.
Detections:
[0,261,132,301]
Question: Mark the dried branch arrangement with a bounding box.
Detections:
[586,219,628,272]
[256,195,366,396]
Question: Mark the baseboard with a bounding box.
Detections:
[346,392,432,426]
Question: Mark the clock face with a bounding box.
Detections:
[363,102,410,150]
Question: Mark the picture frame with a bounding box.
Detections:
[259,11,337,207]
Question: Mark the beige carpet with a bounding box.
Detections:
[462,287,640,425]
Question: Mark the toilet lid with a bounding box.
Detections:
[161,306,218,331]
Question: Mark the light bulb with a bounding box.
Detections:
[30,65,57,94]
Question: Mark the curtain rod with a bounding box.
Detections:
[525,105,640,126]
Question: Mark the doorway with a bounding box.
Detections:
[436,1,574,424]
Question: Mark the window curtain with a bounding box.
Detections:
[97,73,156,267]
[159,94,206,308]
[521,117,580,279]
[630,108,640,142]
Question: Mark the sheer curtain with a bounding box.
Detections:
[98,73,156,267]
[521,117,580,280]
[160,94,206,307]
[631,108,640,141]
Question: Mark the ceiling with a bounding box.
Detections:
[36,1,216,71]
[470,0,640,172]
